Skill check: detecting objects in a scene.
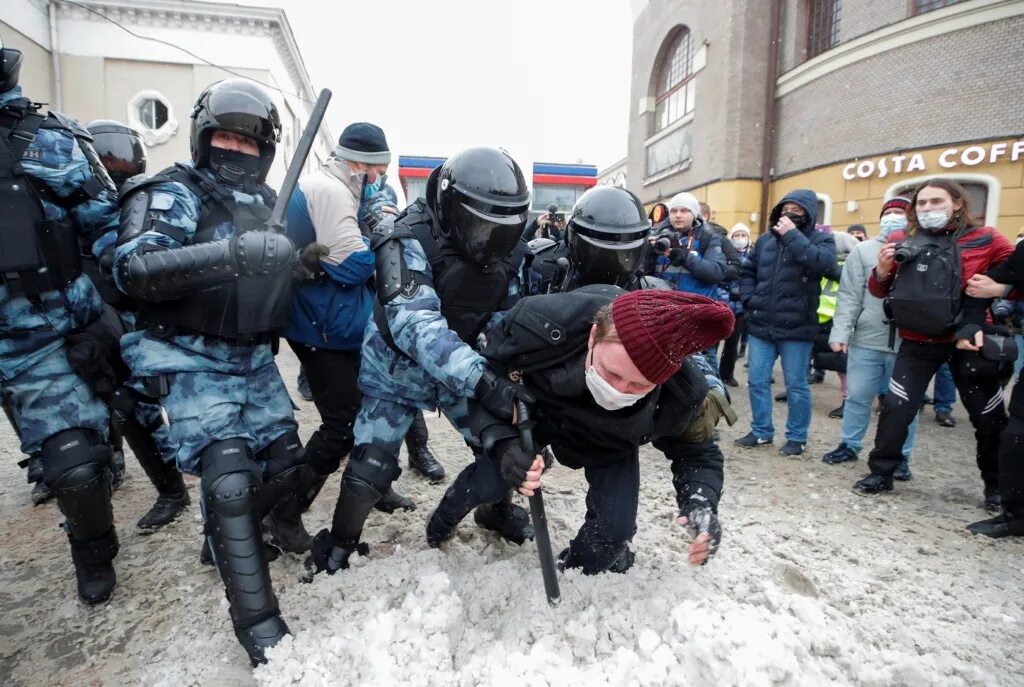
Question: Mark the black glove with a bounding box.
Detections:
[293,242,330,281]
[680,495,721,565]
[233,230,295,277]
[474,368,536,422]
[495,437,536,489]
[301,529,369,582]
[64,307,128,400]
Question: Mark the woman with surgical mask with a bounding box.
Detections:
[718,223,753,386]
[852,180,1014,520]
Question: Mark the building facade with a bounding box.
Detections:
[1,0,333,189]
[626,0,1024,237]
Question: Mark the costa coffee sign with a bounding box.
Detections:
[842,139,1024,181]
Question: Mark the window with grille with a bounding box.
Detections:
[653,27,696,134]
[913,0,965,14]
[807,0,842,59]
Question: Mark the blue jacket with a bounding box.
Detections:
[282,160,376,350]
[659,219,727,298]
[739,190,836,341]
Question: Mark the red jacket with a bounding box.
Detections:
[868,225,1013,343]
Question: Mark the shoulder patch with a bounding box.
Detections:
[149,191,177,212]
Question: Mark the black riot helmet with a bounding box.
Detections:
[428,147,530,266]
[566,186,652,287]
[190,78,281,185]
[0,35,24,93]
[85,120,147,190]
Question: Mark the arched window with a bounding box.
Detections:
[653,27,695,134]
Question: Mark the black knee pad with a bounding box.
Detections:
[305,430,352,477]
[259,431,306,481]
[343,444,401,499]
[201,439,261,518]
[41,428,113,540]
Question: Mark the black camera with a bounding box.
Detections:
[892,243,920,264]
[548,211,564,225]
[654,237,672,253]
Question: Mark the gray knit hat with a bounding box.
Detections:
[335,122,391,164]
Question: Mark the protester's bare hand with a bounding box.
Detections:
[677,515,711,566]
[956,330,984,351]
[876,244,897,279]
[966,273,1007,299]
[830,342,847,353]
[774,215,795,235]
[518,456,544,497]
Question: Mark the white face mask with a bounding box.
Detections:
[917,209,951,230]
[585,364,648,411]
[732,237,749,250]
[878,214,908,238]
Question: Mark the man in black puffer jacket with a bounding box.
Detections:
[735,189,837,456]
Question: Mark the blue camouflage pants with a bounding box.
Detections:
[145,362,297,475]
[353,391,475,457]
[1,341,109,454]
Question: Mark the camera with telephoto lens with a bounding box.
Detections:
[654,236,672,253]
[892,242,920,264]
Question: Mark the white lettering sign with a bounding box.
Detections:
[841,140,1024,180]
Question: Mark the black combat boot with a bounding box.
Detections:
[68,527,119,605]
[118,417,191,531]
[967,510,1024,538]
[853,473,893,494]
[473,493,534,545]
[263,467,328,554]
[374,486,416,513]
[405,412,445,482]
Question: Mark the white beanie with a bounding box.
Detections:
[667,192,701,218]
[728,223,751,239]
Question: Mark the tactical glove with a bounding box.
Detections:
[495,437,536,489]
[474,368,536,422]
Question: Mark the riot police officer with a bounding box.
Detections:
[529,185,669,294]
[0,39,122,604]
[304,146,536,577]
[85,119,190,532]
[112,78,305,665]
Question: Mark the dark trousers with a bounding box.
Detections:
[998,376,1024,513]
[719,313,744,382]
[289,342,362,476]
[868,340,1007,489]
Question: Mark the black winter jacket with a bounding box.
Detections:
[739,189,836,341]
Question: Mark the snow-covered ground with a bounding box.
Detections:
[1,346,1021,687]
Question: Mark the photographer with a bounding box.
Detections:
[964,240,1024,537]
[523,203,566,242]
[655,193,727,297]
[854,179,1013,510]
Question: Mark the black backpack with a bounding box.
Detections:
[883,229,963,337]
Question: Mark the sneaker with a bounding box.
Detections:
[774,391,788,403]
[828,402,845,419]
[935,412,956,428]
[734,432,773,448]
[822,444,858,465]
[723,378,739,388]
[779,440,806,456]
[853,473,894,495]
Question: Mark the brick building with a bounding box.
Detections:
[625,0,1024,237]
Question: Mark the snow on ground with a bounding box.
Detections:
[1,347,1022,686]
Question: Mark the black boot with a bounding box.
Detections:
[374,486,416,513]
[984,488,1002,514]
[473,493,534,545]
[302,529,369,580]
[296,366,312,402]
[201,440,289,666]
[405,412,445,482]
[119,417,191,532]
[853,473,894,494]
[967,511,1024,538]
[68,527,119,605]
[263,467,328,554]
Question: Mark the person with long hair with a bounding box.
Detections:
[853,179,1013,514]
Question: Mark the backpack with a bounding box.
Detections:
[883,229,963,337]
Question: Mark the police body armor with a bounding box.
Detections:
[0,98,107,302]
[124,163,289,342]
[372,199,527,355]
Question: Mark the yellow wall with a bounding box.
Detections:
[645,179,763,231]
[770,137,1024,241]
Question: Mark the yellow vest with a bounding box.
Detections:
[817,259,844,323]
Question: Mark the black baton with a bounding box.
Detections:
[515,398,561,606]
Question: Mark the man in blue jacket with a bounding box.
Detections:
[656,192,727,297]
[735,190,836,456]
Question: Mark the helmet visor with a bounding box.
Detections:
[570,232,648,287]
[206,88,280,144]
[450,201,527,266]
[92,133,146,182]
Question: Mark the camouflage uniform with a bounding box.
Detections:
[113,166,298,475]
[0,86,115,452]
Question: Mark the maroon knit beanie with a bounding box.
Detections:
[610,290,735,385]
[880,196,911,217]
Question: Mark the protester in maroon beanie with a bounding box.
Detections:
[428,285,735,574]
